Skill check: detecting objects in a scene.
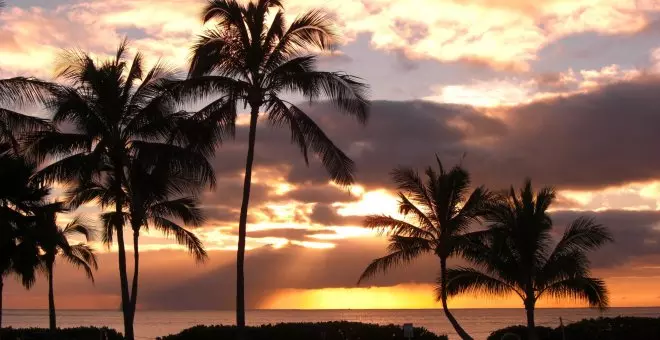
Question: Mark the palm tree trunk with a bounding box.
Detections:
[440,258,473,340]
[236,104,260,336]
[129,228,139,325]
[47,261,56,331]
[525,299,538,340]
[0,276,4,328]
[114,168,134,340]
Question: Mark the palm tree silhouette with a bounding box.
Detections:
[68,151,209,322]
[187,0,370,330]
[0,144,46,327]
[31,202,97,331]
[446,180,612,340]
[358,158,490,340]
[26,40,214,340]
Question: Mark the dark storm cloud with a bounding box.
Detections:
[309,204,364,226]
[470,75,660,190]
[204,76,660,227]
[551,210,660,269]
[267,75,660,192]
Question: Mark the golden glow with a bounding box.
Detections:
[334,189,400,217]
[259,284,441,309]
[260,278,660,309]
[290,240,336,249]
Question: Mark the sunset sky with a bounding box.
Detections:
[3,0,660,310]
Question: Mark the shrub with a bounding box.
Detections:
[486,325,554,340]
[0,327,123,340]
[489,317,660,340]
[158,321,447,340]
[558,316,660,340]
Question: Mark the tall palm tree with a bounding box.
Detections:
[187,0,370,329]
[357,158,490,340]
[68,151,209,325]
[445,180,612,340]
[31,202,97,331]
[26,40,215,340]
[0,144,46,327]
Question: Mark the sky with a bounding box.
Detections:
[3,0,660,310]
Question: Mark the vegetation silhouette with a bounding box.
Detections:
[358,158,492,340]
[31,202,97,330]
[0,144,44,328]
[0,1,622,338]
[187,0,370,333]
[25,40,214,340]
[446,180,612,340]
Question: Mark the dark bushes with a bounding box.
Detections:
[158,321,447,340]
[0,327,123,340]
[487,317,660,340]
[486,325,554,340]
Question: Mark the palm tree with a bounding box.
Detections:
[31,202,97,331]
[357,158,490,340]
[0,145,46,327]
[187,0,370,329]
[445,180,612,340]
[68,151,209,325]
[26,40,215,340]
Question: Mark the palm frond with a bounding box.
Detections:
[358,235,432,284]
[364,215,436,240]
[62,243,98,282]
[552,217,613,256]
[0,77,58,107]
[148,197,205,227]
[442,266,518,299]
[267,101,354,186]
[151,217,207,262]
[24,130,91,162]
[541,277,609,310]
[391,167,434,212]
[265,9,337,70]
[62,216,97,242]
[201,0,249,45]
[100,211,130,246]
[272,71,369,123]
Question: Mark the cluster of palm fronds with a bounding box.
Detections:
[1,0,369,339]
[359,158,613,340]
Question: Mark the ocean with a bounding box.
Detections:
[4,308,660,340]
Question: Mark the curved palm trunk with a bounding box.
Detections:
[130,228,140,325]
[440,258,473,340]
[525,299,538,340]
[47,261,56,331]
[235,105,260,336]
[114,168,134,340]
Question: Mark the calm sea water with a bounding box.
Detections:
[4,308,660,340]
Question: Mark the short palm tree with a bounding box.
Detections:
[68,152,208,324]
[187,0,370,329]
[0,145,47,327]
[26,40,215,340]
[357,158,490,340]
[446,180,612,340]
[32,202,97,331]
